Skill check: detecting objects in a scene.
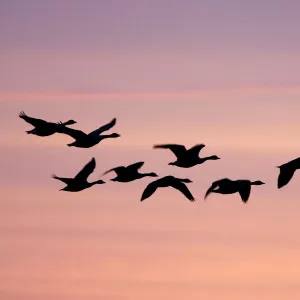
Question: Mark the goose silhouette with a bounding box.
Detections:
[57,117,120,148]
[205,178,265,203]
[141,175,195,201]
[52,157,105,192]
[277,157,300,188]
[19,111,76,136]
[103,161,158,182]
[153,143,220,168]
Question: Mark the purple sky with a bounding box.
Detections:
[2,0,300,52]
[1,0,300,92]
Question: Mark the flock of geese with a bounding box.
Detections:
[19,111,300,203]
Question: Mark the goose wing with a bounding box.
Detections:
[237,181,251,203]
[141,180,160,201]
[153,144,187,158]
[278,167,296,188]
[204,179,230,199]
[88,118,117,137]
[56,125,87,140]
[126,161,144,171]
[188,144,206,156]
[19,111,48,127]
[170,180,195,201]
[103,166,126,176]
[283,157,300,168]
[51,174,73,185]
[74,158,96,181]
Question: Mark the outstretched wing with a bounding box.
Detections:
[171,181,195,202]
[277,167,295,189]
[74,157,96,181]
[188,144,206,157]
[88,118,117,136]
[126,161,145,171]
[237,181,251,203]
[204,180,223,199]
[19,111,48,127]
[153,144,187,158]
[102,166,126,176]
[141,181,160,201]
[51,174,73,185]
[56,125,86,140]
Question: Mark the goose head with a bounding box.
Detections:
[208,155,221,160]
[180,178,193,183]
[109,133,121,138]
[251,180,265,186]
[147,172,159,177]
[91,179,105,185]
[65,119,77,125]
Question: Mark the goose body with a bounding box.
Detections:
[141,175,194,201]
[153,143,220,168]
[205,178,265,203]
[57,118,120,148]
[19,111,76,137]
[103,161,158,182]
[52,157,105,192]
[277,157,300,188]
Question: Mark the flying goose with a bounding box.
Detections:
[103,161,158,182]
[57,117,120,148]
[277,157,300,188]
[141,175,195,201]
[19,111,76,136]
[153,143,220,168]
[52,157,105,192]
[204,178,265,203]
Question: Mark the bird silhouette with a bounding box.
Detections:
[277,157,300,188]
[141,175,195,201]
[56,117,120,148]
[103,161,158,182]
[153,143,220,168]
[52,157,105,192]
[19,111,76,136]
[204,178,265,203]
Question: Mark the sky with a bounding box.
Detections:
[1,1,300,299]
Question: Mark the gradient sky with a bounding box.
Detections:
[1,1,300,299]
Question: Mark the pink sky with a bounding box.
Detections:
[1,1,300,299]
